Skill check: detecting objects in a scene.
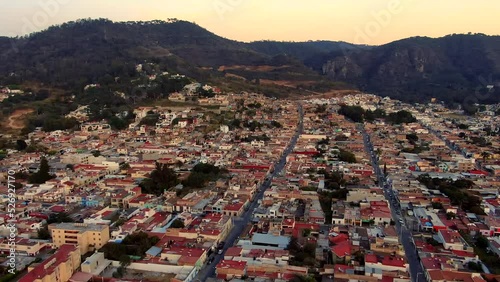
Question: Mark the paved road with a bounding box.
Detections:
[359,124,426,282]
[421,123,483,171]
[194,103,304,281]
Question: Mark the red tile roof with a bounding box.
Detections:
[224,202,244,211]
[329,233,349,244]
[438,229,463,244]
[365,253,378,263]
[19,244,78,282]
[225,247,243,257]
[381,276,395,282]
[50,205,65,212]
[331,240,351,258]
[381,256,406,267]
[216,260,247,270]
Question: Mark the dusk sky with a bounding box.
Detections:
[2,0,499,45]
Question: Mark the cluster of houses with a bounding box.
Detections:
[323,94,500,282]
[0,93,318,281]
[0,86,25,101]
[1,91,500,282]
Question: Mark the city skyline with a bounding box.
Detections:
[2,0,500,45]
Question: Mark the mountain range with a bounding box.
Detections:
[1,19,499,105]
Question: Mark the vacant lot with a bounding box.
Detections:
[4,108,33,131]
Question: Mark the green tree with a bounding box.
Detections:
[270,120,282,128]
[468,261,483,272]
[29,156,55,184]
[108,116,129,130]
[229,119,241,129]
[338,149,356,163]
[431,202,443,210]
[139,113,160,126]
[426,237,442,246]
[463,104,478,116]
[140,162,179,196]
[406,133,419,144]
[119,255,132,268]
[290,274,316,282]
[170,219,185,228]
[42,117,79,132]
[386,110,417,124]
[16,140,28,151]
[100,232,160,260]
[112,267,124,278]
[66,164,75,172]
[476,235,489,249]
[481,151,490,163]
[182,163,226,189]
[37,226,51,239]
[302,228,311,237]
[120,163,130,170]
[47,212,74,224]
[353,250,365,266]
[338,105,365,122]
[286,236,301,253]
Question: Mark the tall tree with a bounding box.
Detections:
[16,140,28,151]
[140,162,179,195]
[480,151,490,163]
[29,156,55,184]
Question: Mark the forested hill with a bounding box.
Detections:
[319,34,500,105]
[1,19,500,105]
[0,19,350,91]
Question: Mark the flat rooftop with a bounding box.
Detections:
[49,222,108,232]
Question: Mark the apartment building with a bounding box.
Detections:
[49,222,110,254]
[19,244,81,282]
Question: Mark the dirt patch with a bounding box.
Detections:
[5,108,34,130]
[289,89,360,100]
[259,79,314,88]
[224,73,247,80]
[218,65,289,72]
[125,269,176,281]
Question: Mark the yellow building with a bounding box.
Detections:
[19,244,81,282]
[0,237,44,256]
[49,222,110,254]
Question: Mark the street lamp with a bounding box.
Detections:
[416,272,424,282]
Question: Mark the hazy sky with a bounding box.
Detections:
[1,0,499,45]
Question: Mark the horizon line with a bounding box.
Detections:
[2,17,500,47]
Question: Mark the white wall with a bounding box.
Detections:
[111,260,193,273]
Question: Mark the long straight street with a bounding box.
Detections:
[359,123,426,282]
[422,123,483,171]
[194,104,304,281]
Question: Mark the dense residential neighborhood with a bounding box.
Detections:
[0,0,498,280]
[1,86,500,282]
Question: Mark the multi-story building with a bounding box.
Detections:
[19,244,81,282]
[49,223,110,254]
